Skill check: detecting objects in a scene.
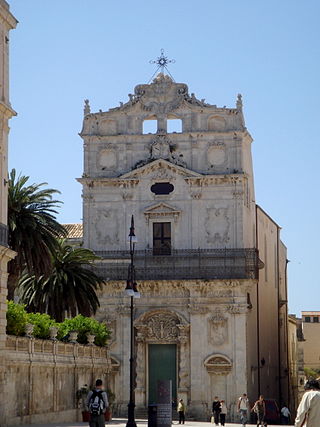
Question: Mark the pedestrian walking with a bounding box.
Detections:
[211,396,221,426]
[237,393,250,426]
[86,379,109,427]
[281,404,290,425]
[252,395,266,426]
[219,399,227,426]
[295,379,320,427]
[178,398,186,424]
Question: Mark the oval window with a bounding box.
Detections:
[151,182,174,195]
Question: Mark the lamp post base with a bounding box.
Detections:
[126,402,137,427]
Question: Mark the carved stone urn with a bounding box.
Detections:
[25,323,34,338]
[49,326,58,341]
[68,331,78,344]
[86,333,95,346]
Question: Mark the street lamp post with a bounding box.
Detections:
[125,215,140,427]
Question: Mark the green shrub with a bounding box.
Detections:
[57,314,110,346]
[6,302,109,346]
[27,312,58,339]
[6,301,28,336]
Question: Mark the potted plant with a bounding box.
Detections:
[105,388,116,421]
[76,384,90,422]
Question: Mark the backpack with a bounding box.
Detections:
[89,390,103,416]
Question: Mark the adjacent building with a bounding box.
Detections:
[301,311,320,373]
[0,0,17,347]
[78,72,290,419]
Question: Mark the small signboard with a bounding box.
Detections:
[156,379,172,427]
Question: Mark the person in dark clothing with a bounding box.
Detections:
[252,395,266,427]
[85,379,108,427]
[212,396,221,426]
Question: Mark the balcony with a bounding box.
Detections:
[0,223,8,247]
[93,248,262,281]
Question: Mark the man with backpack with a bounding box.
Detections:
[86,379,109,427]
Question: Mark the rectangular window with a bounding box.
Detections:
[305,316,311,323]
[313,317,319,323]
[153,222,171,255]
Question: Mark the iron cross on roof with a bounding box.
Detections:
[149,49,175,82]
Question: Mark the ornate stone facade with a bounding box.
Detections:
[79,72,289,420]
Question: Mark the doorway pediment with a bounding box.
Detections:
[144,202,181,224]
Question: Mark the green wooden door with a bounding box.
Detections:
[148,344,177,404]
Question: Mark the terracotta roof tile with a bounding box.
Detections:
[62,223,83,239]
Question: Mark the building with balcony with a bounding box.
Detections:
[77,72,290,419]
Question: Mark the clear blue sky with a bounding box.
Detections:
[8,0,320,316]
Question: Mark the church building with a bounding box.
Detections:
[78,70,290,420]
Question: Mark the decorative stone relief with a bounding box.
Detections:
[227,304,248,315]
[208,309,228,345]
[135,74,189,114]
[150,168,174,180]
[98,148,117,170]
[121,191,134,200]
[187,303,209,314]
[205,207,230,245]
[138,281,189,297]
[178,325,190,389]
[196,283,234,298]
[207,142,226,166]
[136,332,146,390]
[204,354,232,375]
[146,313,179,341]
[151,135,171,160]
[95,208,120,245]
[135,310,189,342]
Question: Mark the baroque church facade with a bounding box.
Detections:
[78,73,290,420]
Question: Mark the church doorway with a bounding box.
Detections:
[148,344,177,404]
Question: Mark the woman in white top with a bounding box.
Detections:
[219,400,227,426]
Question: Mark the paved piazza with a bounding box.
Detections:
[18,417,292,427]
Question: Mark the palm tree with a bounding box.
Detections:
[7,169,66,299]
[18,240,102,322]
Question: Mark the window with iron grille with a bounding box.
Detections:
[153,222,171,255]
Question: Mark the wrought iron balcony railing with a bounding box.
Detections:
[0,223,8,247]
[93,248,261,281]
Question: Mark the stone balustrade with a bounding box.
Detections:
[0,335,113,426]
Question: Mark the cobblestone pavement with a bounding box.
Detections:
[16,417,293,427]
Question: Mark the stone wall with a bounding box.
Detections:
[0,335,112,427]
